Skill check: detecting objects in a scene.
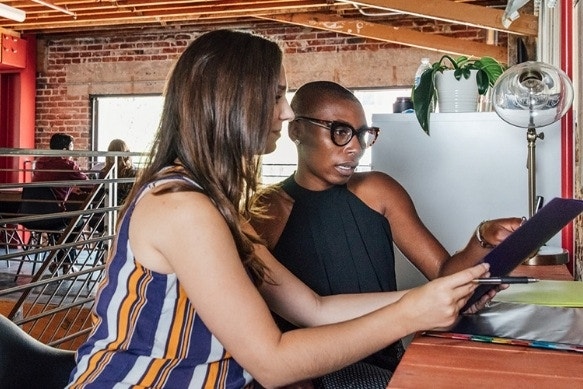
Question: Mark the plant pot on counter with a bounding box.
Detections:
[435,69,479,113]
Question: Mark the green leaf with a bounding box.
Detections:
[475,69,489,94]
[412,68,435,135]
[455,56,470,68]
[453,68,463,80]
[474,56,506,87]
[438,55,458,71]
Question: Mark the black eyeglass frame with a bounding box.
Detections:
[293,116,380,148]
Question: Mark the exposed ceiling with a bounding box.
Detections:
[0,1,538,61]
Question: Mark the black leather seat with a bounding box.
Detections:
[18,186,69,231]
[15,186,71,277]
[0,314,76,389]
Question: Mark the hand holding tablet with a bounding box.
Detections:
[462,197,583,311]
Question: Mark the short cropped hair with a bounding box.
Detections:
[291,81,359,117]
[49,133,74,150]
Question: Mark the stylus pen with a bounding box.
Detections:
[472,277,540,284]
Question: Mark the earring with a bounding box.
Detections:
[294,139,301,146]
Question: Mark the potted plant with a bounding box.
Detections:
[412,55,506,135]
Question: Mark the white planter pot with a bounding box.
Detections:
[435,69,479,113]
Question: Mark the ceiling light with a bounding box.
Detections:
[0,3,26,22]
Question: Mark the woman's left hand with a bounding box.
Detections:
[461,282,509,315]
[479,217,524,247]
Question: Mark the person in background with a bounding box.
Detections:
[32,132,90,273]
[32,133,89,203]
[250,80,523,388]
[67,29,489,389]
[99,138,138,205]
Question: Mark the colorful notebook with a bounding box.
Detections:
[425,331,583,353]
[427,301,583,353]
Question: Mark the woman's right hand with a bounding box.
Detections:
[397,262,489,332]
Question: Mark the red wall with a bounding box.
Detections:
[0,34,36,183]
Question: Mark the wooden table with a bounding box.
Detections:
[0,189,22,216]
[388,265,583,388]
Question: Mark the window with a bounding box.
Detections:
[92,87,411,183]
[92,95,163,165]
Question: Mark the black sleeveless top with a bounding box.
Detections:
[273,174,403,371]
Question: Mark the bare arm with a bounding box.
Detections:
[131,189,489,388]
[254,242,409,327]
[353,171,521,279]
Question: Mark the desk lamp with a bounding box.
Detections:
[492,61,574,265]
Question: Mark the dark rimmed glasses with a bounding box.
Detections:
[293,116,379,148]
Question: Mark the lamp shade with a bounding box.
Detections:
[492,61,574,128]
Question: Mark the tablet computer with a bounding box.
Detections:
[462,197,583,311]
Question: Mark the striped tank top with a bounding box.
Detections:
[67,175,254,388]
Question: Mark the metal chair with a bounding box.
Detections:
[0,314,76,389]
[0,195,24,267]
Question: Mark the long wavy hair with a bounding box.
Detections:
[120,29,282,284]
[103,138,134,177]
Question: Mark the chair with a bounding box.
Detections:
[0,314,76,389]
[0,216,26,268]
[0,195,25,267]
[15,186,71,278]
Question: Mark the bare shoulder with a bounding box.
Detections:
[348,171,413,215]
[349,171,408,198]
[129,187,228,273]
[135,186,218,225]
[349,170,399,187]
[250,185,294,250]
[256,185,294,209]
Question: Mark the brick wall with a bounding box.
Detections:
[34,20,507,150]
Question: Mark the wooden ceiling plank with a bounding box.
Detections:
[0,1,342,31]
[0,0,522,48]
[8,0,330,13]
[14,1,328,17]
[262,12,508,62]
[344,0,538,36]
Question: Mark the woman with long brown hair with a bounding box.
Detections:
[99,138,137,205]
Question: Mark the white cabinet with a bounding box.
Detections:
[372,112,563,289]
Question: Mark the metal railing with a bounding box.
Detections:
[0,148,143,350]
[0,148,357,350]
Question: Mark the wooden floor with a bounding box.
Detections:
[0,250,98,350]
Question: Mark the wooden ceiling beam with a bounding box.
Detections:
[0,1,340,31]
[261,12,508,63]
[0,2,517,80]
[343,0,538,36]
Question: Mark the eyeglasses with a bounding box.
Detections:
[293,116,379,148]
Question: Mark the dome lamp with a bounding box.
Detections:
[492,61,574,265]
